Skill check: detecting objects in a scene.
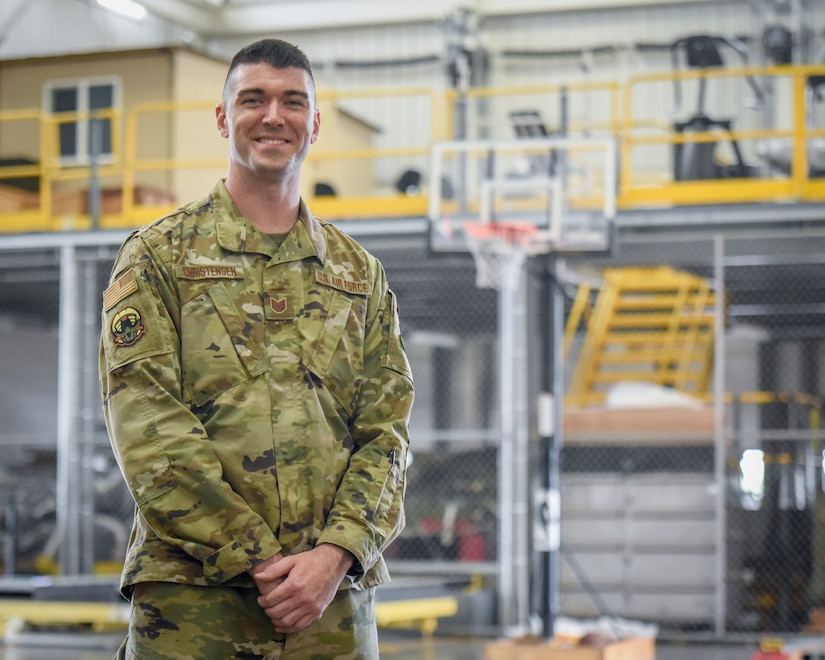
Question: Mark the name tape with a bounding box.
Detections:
[315,270,369,295]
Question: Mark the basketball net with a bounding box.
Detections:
[463,221,538,291]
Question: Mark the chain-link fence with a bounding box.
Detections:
[385,226,825,638]
[2,226,825,638]
[0,239,132,578]
[562,230,825,637]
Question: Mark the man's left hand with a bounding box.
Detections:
[254,543,354,633]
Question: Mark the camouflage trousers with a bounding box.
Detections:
[115,581,378,659]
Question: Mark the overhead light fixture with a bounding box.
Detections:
[96,0,148,21]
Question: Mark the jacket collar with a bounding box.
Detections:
[211,180,327,264]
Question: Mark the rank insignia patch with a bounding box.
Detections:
[111,306,146,347]
[267,295,293,320]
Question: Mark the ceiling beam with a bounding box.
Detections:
[137,0,728,37]
[133,0,213,32]
[204,0,461,35]
[479,0,724,15]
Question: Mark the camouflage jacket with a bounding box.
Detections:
[99,180,414,593]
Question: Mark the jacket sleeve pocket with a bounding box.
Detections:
[102,267,174,371]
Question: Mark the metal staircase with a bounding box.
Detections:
[565,266,717,406]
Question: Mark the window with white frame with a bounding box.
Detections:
[44,77,120,165]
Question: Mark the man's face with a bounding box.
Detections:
[216,62,320,184]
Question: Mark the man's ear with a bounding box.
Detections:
[311,107,321,145]
[216,103,229,138]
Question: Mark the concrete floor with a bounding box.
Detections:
[379,637,760,660]
[0,634,764,660]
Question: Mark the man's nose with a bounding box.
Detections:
[262,101,284,125]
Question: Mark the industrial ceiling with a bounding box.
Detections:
[100,0,725,36]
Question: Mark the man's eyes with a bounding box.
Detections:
[239,97,305,107]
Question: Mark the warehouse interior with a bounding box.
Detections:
[2,0,825,659]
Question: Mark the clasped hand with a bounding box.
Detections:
[249,544,354,634]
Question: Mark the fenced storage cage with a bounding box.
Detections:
[4,225,825,639]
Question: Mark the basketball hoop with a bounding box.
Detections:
[463,221,538,290]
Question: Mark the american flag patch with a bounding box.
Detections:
[103,270,138,311]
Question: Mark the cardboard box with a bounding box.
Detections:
[802,608,825,632]
[563,405,715,444]
[51,186,175,215]
[483,636,655,660]
[0,183,37,212]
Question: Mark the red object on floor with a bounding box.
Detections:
[751,651,789,659]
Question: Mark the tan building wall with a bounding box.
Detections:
[0,48,378,218]
[170,49,229,204]
[0,50,175,198]
[303,102,378,199]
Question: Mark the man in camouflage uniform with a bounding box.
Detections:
[99,38,414,659]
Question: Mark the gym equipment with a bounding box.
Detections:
[508,110,558,177]
[670,35,763,180]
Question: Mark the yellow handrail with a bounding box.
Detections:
[619,63,825,207]
[2,66,825,234]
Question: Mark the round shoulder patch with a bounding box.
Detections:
[111,306,146,347]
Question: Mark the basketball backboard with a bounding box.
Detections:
[427,137,617,258]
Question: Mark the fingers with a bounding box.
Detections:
[255,558,296,609]
[249,552,287,581]
[272,613,317,634]
[257,576,316,617]
[261,594,323,633]
[257,571,325,632]
[254,546,348,633]
[263,597,323,633]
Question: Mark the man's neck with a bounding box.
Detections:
[224,174,301,234]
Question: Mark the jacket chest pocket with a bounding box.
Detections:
[304,290,366,417]
[181,282,268,406]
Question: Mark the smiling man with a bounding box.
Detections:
[218,53,320,224]
[99,39,414,660]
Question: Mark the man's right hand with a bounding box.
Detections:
[248,553,284,599]
[252,544,353,633]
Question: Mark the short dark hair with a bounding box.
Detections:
[223,38,315,103]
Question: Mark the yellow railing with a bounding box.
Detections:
[1,65,825,234]
[618,64,825,208]
[0,106,127,232]
[461,80,623,138]
[307,86,450,220]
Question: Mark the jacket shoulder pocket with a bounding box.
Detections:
[102,268,173,371]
